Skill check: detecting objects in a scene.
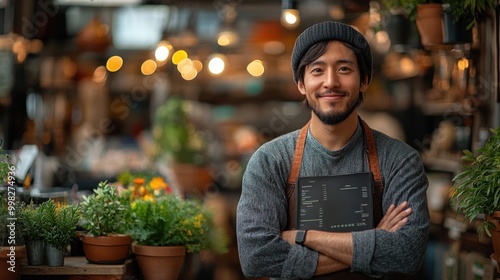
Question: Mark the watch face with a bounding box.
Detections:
[296,230,306,245]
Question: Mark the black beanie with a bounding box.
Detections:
[291,21,372,84]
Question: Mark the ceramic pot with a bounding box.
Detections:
[442,10,472,44]
[45,244,66,266]
[488,211,500,272]
[132,243,186,280]
[0,245,26,280]
[82,234,132,264]
[167,163,213,196]
[415,3,444,48]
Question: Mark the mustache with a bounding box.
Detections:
[315,89,349,97]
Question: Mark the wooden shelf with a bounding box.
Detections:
[20,256,138,280]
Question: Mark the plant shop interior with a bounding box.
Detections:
[0,0,500,279]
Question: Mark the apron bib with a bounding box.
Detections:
[285,119,383,280]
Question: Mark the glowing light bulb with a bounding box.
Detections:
[155,41,172,61]
[281,9,300,29]
[247,60,265,77]
[106,56,123,72]
[207,54,227,75]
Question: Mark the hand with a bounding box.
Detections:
[376,201,411,232]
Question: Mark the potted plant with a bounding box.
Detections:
[450,126,500,267]
[79,181,132,264]
[152,97,213,196]
[40,199,81,266]
[445,0,496,30]
[124,187,227,280]
[19,201,46,265]
[382,0,497,46]
[382,0,445,47]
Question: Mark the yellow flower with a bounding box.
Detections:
[143,194,155,202]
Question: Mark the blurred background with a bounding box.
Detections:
[0,0,499,279]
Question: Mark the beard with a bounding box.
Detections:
[304,91,363,125]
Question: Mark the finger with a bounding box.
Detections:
[393,206,412,223]
[382,202,408,224]
[377,203,412,230]
[387,207,412,232]
[389,217,408,232]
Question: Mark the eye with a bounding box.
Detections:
[310,67,323,74]
[338,66,351,72]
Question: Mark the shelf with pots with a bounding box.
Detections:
[381,0,497,48]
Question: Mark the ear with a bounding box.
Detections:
[297,80,306,96]
[360,76,369,93]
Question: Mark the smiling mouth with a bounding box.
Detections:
[319,94,346,99]
[317,90,348,98]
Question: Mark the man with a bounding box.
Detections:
[236,21,429,279]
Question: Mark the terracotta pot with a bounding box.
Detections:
[168,163,213,196]
[82,234,132,264]
[132,243,186,280]
[0,245,26,280]
[415,3,444,48]
[488,211,500,272]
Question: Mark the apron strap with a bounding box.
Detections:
[361,120,384,225]
[287,120,310,185]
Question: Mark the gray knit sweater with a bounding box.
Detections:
[236,121,430,279]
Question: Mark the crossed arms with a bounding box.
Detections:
[281,202,412,276]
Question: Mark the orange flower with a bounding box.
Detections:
[124,175,172,202]
[134,178,145,186]
[149,177,172,193]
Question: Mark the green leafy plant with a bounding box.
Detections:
[126,194,227,254]
[80,181,129,236]
[450,127,500,236]
[0,145,10,246]
[41,200,81,251]
[19,201,46,241]
[382,0,496,28]
[152,97,208,166]
[382,0,430,20]
[0,194,10,246]
[0,144,10,184]
[445,0,496,29]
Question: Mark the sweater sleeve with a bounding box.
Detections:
[351,146,430,277]
[236,144,319,279]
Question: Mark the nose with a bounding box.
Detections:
[323,68,339,89]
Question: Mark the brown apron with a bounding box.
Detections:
[285,119,383,279]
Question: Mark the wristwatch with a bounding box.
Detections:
[295,230,307,246]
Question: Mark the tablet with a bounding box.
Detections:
[296,172,374,232]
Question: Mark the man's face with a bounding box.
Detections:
[298,41,368,125]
